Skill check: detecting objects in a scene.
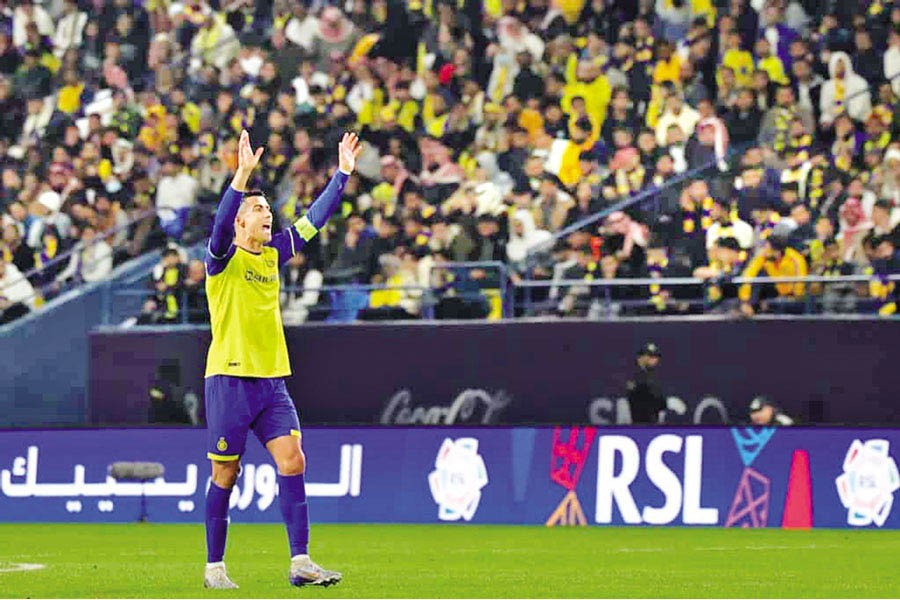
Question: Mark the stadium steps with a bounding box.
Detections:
[0,249,175,427]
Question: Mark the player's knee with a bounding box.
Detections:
[211,461,240,488]
[277,450,305,475]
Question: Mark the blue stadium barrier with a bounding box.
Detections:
[88,319,900,427]
[0,251,163,427]
[0,426,897,528]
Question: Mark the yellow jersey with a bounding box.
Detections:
[739,247,808,301]
[203,172,348,379]
[205,245,291,378]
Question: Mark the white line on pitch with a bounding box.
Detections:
[0,563,46,573]
[614,544,835,553]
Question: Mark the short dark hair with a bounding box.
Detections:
[403,183,423,197]
[238,191,269,217]
[574,117,592,131]
[243,189,267,201]
[874,199,894,212]
[873,234,896,248]
[768,235,789,252]
[716,236,741,252]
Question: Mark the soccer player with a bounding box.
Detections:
[202,129,361,589]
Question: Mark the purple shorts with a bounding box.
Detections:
[205,375,301,462]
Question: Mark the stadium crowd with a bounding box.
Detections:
[1,0,900,324]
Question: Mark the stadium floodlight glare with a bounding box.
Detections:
[108,462,165,523]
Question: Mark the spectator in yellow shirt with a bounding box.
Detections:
[561,54,611,130]
[739,236,809,315]
[566,96,600,142]
[56,68,85,114]
[558,116,599,188]
[721,30,755,87]
[362,254,418,320]
[754,37,788,85]
[652,40,682,85]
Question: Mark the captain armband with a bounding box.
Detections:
[294,216,319,242]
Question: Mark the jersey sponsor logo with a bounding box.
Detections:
[227,361,240,368]
[216,437,228,452]
[244,269,277,285]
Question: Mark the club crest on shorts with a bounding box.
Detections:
[217,437,228,452]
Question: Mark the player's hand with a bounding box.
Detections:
[338,132,362,174]
[237,129,264,174]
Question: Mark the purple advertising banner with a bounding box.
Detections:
[0,427,898,529]
[88,320,900,426]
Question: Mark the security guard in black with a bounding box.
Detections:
[626,343,665,424]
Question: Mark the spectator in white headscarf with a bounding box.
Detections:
[0,259,36,324]
[820,51,871,128]
[55,224,113,286]
[507,209,552,269]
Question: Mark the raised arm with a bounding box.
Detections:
[270,132,362,266]
[208,130,264,260]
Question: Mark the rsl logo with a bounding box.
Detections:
[216,437,228,452]
[428,438,488,521]
[836,439,900,527]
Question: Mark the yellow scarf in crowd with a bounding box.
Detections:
[682,196,714,234]
[834,79,845,114]
[57,83,84,114]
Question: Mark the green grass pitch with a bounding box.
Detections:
[0,524,898,598]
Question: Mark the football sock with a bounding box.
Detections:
[205,482,231,563]
[278,473,310,557]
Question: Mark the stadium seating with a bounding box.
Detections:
[0,0,898,326]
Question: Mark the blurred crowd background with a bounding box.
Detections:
[1,0,900,325]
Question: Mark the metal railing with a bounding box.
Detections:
[514,273,900,317]
[102,266,900,325]
[1,208,156,309]
[104,260,511,325]
[1,202,219,315]
[535,155,725,254]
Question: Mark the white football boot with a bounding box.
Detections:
[289,555,342,587]
[204,562,239,589]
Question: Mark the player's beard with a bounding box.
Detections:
[255,222,273,243]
